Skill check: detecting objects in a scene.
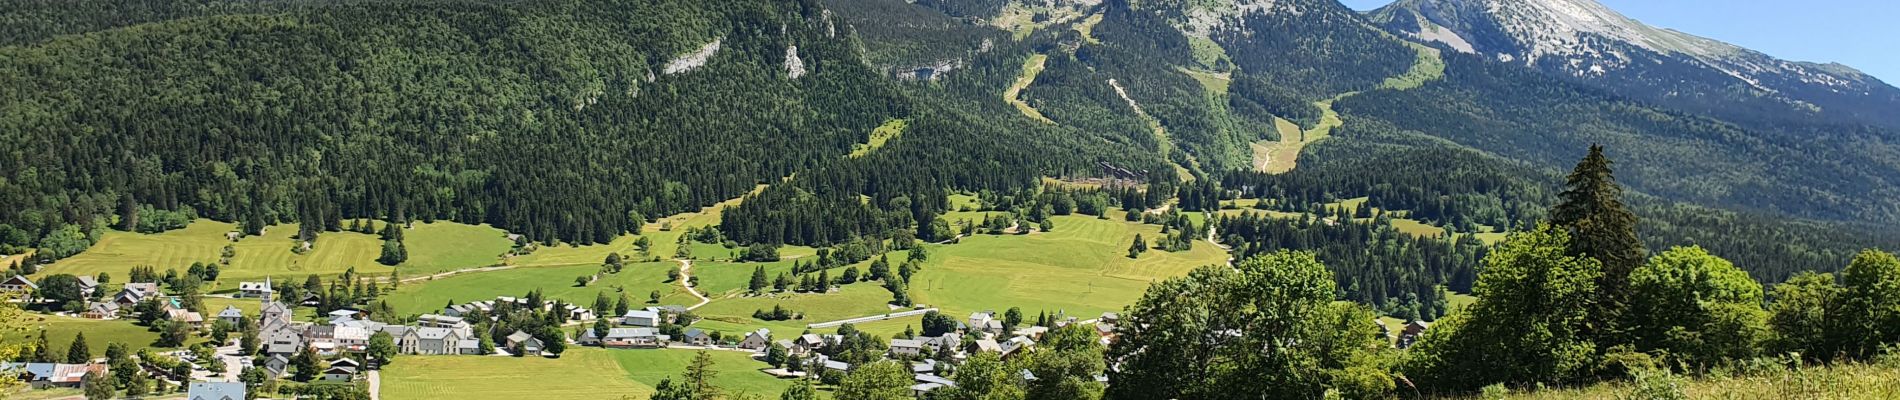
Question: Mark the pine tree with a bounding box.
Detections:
[33,331,57,362]
[66,333,90,363]
[1550,145,1646,342]
[1129,234,1148,259]
[749,266,769,294]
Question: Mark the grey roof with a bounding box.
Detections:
[75,276,99,287]
[914,374,956,386]
[457,339,480,349]
[266,343,300,354]
[188,381,246,400]
[683,328,709,339]
[621,309,659,320]
[506,330,534,343]
[606,328,662,340]
[890,339,924,349]
[415,327,458,340]
[217,306,244,319]
[3,275,38,289]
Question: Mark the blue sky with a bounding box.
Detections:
[1338,0,1900,84]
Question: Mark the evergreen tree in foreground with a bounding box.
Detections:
[1550,145,1645,343]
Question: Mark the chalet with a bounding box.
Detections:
[972,339,1003,354]
[263,355,290,377]
[1,275,37,293]
[1012,326,1049,340]
[297,292,322,307]
[188,381,246,400]
[237,281,273,298]
[188,381,247,400]
[83,302,121,319]
[166,309,205,328]
[1099,312,1120,325]
[216,306,244,326]
[75,276,99,297]
[113,283,160,307]
[1398,321,1430,349]
[602,328,668,349]
[795,334,829,351]
[621,309,661,327]
[738,328,771,350]
[889,339,925,357]
[1000,336,1035,357]
[680,328,713,346]
[920,334,962,355]
[506,330,544,354]
[322,359,361,381]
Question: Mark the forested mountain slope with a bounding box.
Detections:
[0,0,912,250]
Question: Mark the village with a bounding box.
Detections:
[4,268,1438,399]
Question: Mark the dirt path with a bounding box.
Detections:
[805,308,939,329]
[676,259,710,311]
[399,265,517,283]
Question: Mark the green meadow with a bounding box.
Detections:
[383,261,694,316]
[910,214,1230,319]
[37,221,390,283]
[398,222,514,276]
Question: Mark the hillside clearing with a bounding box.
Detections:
[38,220,389,283]
[1005,54,1055,124]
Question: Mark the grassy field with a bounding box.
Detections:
[610,348,799,398]
[692,285,902,338]
[383,348,795,400]
[512,190,757,269]
[19,314,183,354]
[400,222,513,276]
[849,119,906,158]
[1479,362,1900,400]
[382,349,647,400]
[1378,42,1447,91]
[911,214,1229,320]
[1179,67,1232,95]
[38,220,391,283]
[383,261,694,316]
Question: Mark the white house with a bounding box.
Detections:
[237,281,273,298]
[621,309,661,327]
[739,328,771,350]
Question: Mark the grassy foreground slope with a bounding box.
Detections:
[1477,362,1900,400]
[383,348,791,400]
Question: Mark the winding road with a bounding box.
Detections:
[676,259,710,310]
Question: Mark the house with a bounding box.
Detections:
[621,309,661,327]
[188,381,247,400]
[264,355,290,376]
[1,275,37,293]
[113,282,160,306]
[413,327,465,355]
[1014,325,1049,339]
[333,326,371,353]
[322,358,360,382]
[417,314,469,329]
[911,374,956,396]
[795,334,829,351]
[237,281,273,298]
[457,339,482,355]
[972,339,1003,354]
[1398,321,1430,349]
[738,328,771,350]
[506,330,544,354]
[889,339,925,357]
[166,309,205,328]
[327,309,362,321]
[75,276,99,297]
[1000,336,1035,357]
[297,292,322,307]
[602,328,668,349]
[82,302,122,319]
[911,359,939,374]
[681,329,713,346]
[217,306,244,326]
[968,311,1004,335]
[921,334,962,355]
[6,362,106,389]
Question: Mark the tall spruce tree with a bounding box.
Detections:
[1549,145,1645,342]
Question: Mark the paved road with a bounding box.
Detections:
[677,260,710,310]
[806,308,939,329]
[368,370,382,400]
